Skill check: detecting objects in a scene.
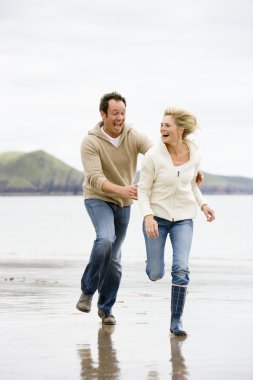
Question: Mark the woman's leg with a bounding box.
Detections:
[170,219,193,286]
[169,219,193,336]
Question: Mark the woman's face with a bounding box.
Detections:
[160,115,183,145]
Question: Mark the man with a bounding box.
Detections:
[76,92,152,325]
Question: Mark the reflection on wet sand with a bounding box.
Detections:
[78,325,120,380]
[146,369,159,379]
[170,336,188,380]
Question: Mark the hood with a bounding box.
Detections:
[88,122,132,142]
[159,138,199,154]
[158,138,200,164]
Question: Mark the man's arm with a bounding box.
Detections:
[102,180,138,200]
[135,130,153,154]
[81,138,107,192]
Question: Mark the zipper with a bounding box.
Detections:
[171,170,180,221]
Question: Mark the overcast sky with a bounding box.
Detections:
[1,0,252,177]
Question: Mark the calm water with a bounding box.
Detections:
[0,195,252,262]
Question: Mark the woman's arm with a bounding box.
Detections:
[191,173,215,222]
[201,203,215,222]
[138,154,159,238]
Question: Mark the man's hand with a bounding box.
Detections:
[144,215,159,239]
[118,184,138,200]
[196,171,204,186]
[102,180,138,200]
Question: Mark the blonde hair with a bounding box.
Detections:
[163,107,198,139]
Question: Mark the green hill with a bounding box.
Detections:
[0,150,83,194]
[200,172,253,194]
[0,150,253,195]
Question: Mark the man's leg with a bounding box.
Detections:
[97,204,131,314]
[79,200,116,302]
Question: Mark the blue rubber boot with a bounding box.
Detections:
[170,285,187,336]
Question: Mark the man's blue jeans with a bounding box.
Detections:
[143,217,193,286]
[81,199,131,313]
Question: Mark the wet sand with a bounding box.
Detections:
[1,256,253,380]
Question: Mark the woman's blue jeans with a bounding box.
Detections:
[143,217,193,286]
[81,199,131,313]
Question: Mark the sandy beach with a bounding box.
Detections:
[1,256,253,380]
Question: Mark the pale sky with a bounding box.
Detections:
[0,0,252,177]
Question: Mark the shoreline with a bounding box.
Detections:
[1,192,253,196]
[1,256,253,379]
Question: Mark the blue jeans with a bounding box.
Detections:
[143,217,193,286]
[81,199,131,313]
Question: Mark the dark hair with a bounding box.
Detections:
[99,91,126,115]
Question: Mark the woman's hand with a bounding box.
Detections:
[144,215,159,238]
[201,204,215,222]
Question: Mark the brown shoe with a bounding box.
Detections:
[76,292,93,313]
[98,309,116,325]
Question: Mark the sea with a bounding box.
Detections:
[0,195,252,263]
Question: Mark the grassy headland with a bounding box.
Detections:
[0,150,83,194]
[0,150,253,195]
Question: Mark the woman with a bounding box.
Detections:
[138,107,215,336]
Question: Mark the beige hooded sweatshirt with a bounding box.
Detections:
[81,122,152,207]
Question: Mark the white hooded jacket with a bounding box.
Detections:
[138,139,207,221]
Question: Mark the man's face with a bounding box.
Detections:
[101,99,126,138]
